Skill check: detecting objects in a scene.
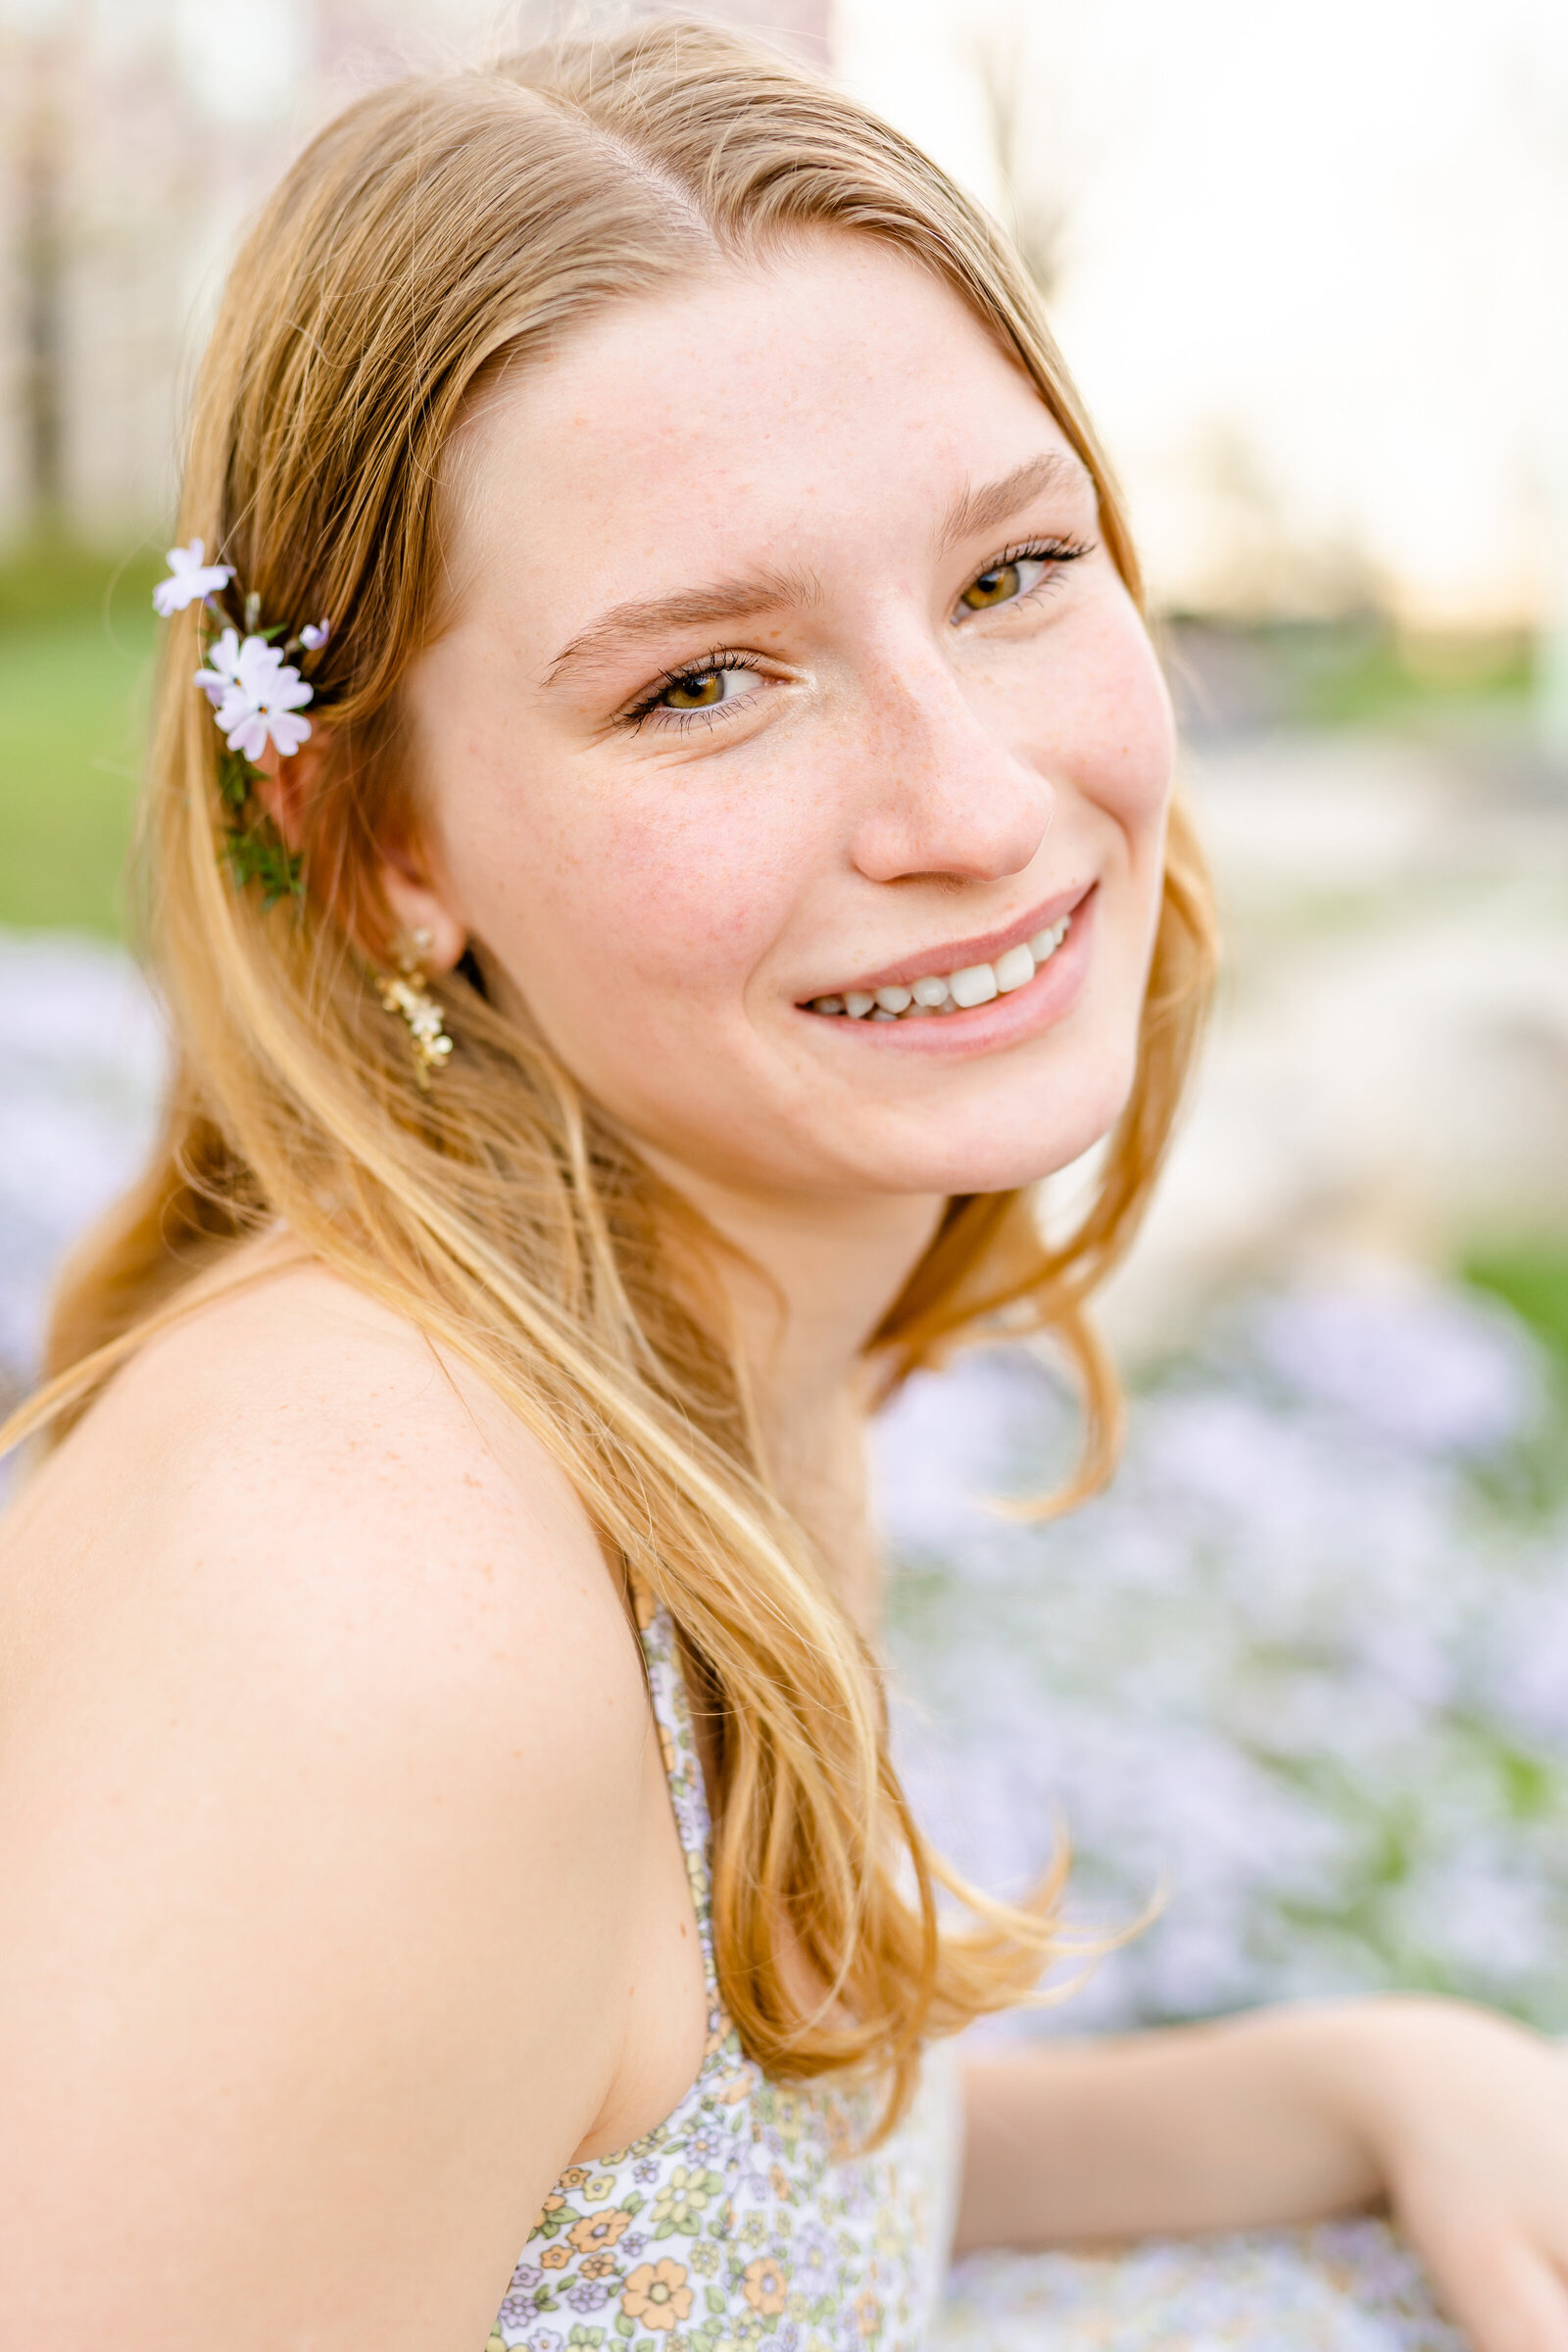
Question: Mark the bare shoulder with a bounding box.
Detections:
[6,1250,634,1720]
[0,1254,668,2348]
[0,1249,650,1904]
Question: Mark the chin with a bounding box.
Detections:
[860,1064,1138,1199]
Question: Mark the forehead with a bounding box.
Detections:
[447,235,1086,596]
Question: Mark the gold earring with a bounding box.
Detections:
[375,927,453,1090]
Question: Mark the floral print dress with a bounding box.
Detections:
[486,1600,1465,2352]
[485,1598,963,2352]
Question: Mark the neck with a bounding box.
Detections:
[644,1156,947,1632]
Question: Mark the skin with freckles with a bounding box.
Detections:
[396,236,1174,1212]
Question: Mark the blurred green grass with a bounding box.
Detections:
[1166,614,1536,740]
[0,542,162,940]
[1297,623,1533,729]
[1464,1245,1568,1520]
[1466,1246,1568,1370]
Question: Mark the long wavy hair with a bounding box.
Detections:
[4,17,1215,2132]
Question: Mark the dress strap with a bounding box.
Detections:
[635,1594,720,2000]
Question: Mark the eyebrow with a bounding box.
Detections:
[936,451,1097,556]
[542,564,821,689]
[539,452,1094,691]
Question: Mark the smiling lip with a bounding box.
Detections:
[799,882,1093,1004]
[803,886,1096,1054]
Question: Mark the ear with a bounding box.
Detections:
[248,734,318,850]
[375,846,468,974]
[250,732,467,973]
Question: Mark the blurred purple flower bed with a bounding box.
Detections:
[6,930,1566,2034]
[879,1296,1568,2035]
[1,932,166,1403]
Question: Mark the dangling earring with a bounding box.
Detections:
[375,927,453,1090]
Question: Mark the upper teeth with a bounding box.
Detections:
[811,917,1071,1020]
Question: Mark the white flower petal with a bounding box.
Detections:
[224,711,270,762]
[233,633,282,689]
[266,710,313,758]
[193,626,245,703]
[154,538,234,616]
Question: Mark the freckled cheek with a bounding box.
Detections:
[1105,687,1175,835]
[1026,608,1174,840]
[1084,645,1175,840]
[479,787,805,1017]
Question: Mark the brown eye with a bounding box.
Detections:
[662,669,726,710]
[960,561,1023,612]
[628,659,768,727]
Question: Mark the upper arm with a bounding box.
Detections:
[0,1276,650,2351]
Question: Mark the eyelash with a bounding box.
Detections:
[621,648,769,733]
[618,535,1096,732]
[973,535,1096,597]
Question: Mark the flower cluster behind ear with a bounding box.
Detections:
[154,539,332,910]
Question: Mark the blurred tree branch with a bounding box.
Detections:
[974,12,1069,303]
[14,18,69,530]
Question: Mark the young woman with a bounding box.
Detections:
[1,22,1564,2352]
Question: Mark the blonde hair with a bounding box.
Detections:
[5,18,1215,2131]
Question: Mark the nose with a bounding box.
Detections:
[843,639,1054,887]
